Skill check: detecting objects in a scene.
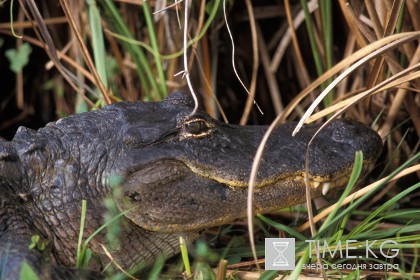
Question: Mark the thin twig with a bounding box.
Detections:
[270,0,318,72]
[379,44,420,138]
[58,0,111,105]
[0,16,68,29]
[223,0,262,115]
[99,244,138,280]
[284,0,310,88]
[246,122,279,273]
[182,0,199,115]
[153,0,182,15]
[255,23,283,115]
[239,0,260,125]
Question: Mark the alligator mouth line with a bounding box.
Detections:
[185,159,376,195]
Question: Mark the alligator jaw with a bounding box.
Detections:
[115,156,376,233]
[185,157,377,192]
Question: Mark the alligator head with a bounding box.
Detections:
[2,92,383,272]
[110,92,382,233]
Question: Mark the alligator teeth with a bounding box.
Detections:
[322,182,331,195]
[313,181,321,188]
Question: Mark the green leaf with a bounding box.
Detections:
[82,248,92,269]
[76,100,88,114]
[37,242,46,251]
[30,235,40,243]
[226,255,241,264]
[76,200,87,268]
[142,2,167,99]
[259,270,279,280]
[318,151,364,233]
[29,235,40,250]
[257,214,307,241]
[5,43,32,73]
[19,261,39,280]
[87,0,108,89]
[147,255,165,280]
[180,236,192,277]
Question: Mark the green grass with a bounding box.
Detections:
[87,0,108,95]
[19,262,39,280]
[100,0,160,100]
[179,236,192,278]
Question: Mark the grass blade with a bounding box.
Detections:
[180,236,192,278]
[87,0,108,89]
[318,151,364,232]
[257,214,307,241]
[142,2,167,99]
[101,0,156,99]
[76,199,87,268]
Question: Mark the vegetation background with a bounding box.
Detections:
[0,0,419,279]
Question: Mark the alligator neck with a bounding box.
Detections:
[94,221,199,270]
[0,141,30,236]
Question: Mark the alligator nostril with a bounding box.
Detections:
[127,191,141,202]
[332,129,346,142]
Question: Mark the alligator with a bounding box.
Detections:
[0,92,382,279]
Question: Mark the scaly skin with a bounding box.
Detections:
[0,92,382,278]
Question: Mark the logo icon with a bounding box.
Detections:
[265,238,295,270]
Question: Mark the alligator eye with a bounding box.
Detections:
[183,119,212,138]
[185,120,207,134]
